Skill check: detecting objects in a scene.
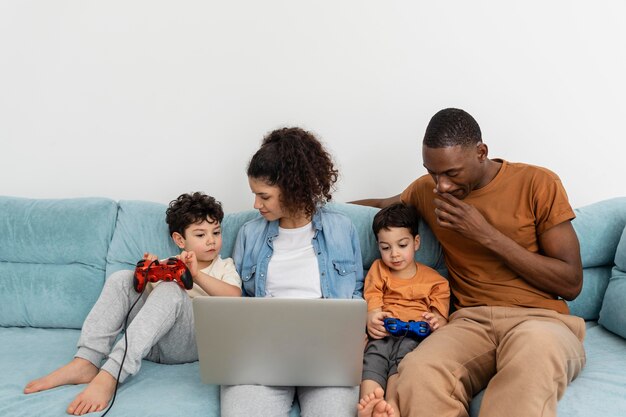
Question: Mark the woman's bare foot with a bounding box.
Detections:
[358,387,395,417]
[24,358,99,394]
[66,370,117,415]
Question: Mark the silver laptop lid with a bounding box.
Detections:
[193,297,367,386]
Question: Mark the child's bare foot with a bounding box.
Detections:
[24,358,99,394]
[358,387,395,417]
[66,370,117,415]
[371,399,395,417]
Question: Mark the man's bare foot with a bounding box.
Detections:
[358,387,395,417]
[24,358,99,394]
[66,370,117,415]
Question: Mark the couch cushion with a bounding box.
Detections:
[105,200,181,278]
[0,196,117,328]
[105,201,447,282]
[598,225,626,338]
[572,197,626,268]
[0,327,221,417]
[567,197,626,320]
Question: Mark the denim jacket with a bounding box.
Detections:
[233,206,364,299]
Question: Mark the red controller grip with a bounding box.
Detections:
[133,257,194,292]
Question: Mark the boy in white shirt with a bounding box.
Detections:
[24,192,241,415]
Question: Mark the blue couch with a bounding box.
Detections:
[1,195,625,417]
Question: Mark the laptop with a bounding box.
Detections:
[192,297,367,386]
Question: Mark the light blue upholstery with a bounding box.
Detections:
[0,197,117,329]
[1,195,625,417]
[571,197,626,267]
[105,200,183,277]
[567,197,626,320]
[598,225,626,338]
[0,327,219,417]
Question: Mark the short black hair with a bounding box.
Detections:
[165,192,224,237]
[423,108,482,148]
[372,202,420,239]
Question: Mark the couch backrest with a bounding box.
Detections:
[598,224,626,338]
[103,201,448,282]
[105,200,185,277]
[3,195,624,330]
[0,196,118,329]
[101,197,626,322]
[568,197,626,319]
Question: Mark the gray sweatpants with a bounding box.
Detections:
[220,384,359,417]
[75,270,197,382]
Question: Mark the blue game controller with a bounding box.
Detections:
[384,318,431,338]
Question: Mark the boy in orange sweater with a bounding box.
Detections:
[358,202,450,417]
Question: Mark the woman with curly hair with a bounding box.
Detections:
[221,127,364,417]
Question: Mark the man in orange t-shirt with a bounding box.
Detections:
[353,108,586,417]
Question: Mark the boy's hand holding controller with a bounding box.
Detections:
[147,251,201,284]
[367,309,393,339]
[135,253,193,292]
[366,308,448,339]
[143,252,158,263]
[422,310,447,331]
[178,250,200,282]
[176,251,241,297]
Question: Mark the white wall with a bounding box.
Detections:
[1,1,625,212]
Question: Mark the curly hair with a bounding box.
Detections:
[372,202,420,239]
[423,108,482,148]
[247,127,339,218]
[165,192,224,237]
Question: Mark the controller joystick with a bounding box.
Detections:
[133,257,193,292]
[384,317,431,338]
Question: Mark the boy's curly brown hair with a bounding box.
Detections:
[247,127,339,218]
[165,192,224,237]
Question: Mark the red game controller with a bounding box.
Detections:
[133,257,194,292]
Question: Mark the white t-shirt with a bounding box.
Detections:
[148,256,242,298]
[265,222,321,298]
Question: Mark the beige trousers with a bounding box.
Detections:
[391,306,586,417]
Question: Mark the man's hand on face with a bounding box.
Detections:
[433,191,497,244]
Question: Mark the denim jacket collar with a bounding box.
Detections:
[234,205,364,299]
